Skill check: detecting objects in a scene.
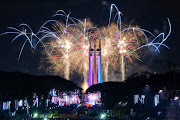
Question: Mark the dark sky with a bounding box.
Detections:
[0,0,179,79]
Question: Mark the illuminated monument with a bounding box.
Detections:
[88,36,102,87]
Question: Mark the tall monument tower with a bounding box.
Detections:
[88,36,102,87]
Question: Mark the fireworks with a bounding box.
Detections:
[1,4,171,89]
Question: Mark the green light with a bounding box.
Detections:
[101,113,106,119]
[33,113,38,118]
[44,118,48,120]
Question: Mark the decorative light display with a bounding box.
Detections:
[1,88,81,112]
[154,95,160,106]
[134,95,139,104]
[86,91,101,105]
[14,99,28,110]
[134,94,162,107]
[33,93,39,107]
[49,89,81,106]
[18,100,23,107]
[3,101,11,110]
[134,94,145,104]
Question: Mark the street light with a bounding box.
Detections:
[159,90,163,93]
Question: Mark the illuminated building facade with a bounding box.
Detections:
[49,88,81,106]
[86,91,101,105]
[1,88,81,115]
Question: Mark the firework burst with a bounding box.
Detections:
[1,4,171,89]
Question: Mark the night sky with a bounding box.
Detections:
[0,0,179,83]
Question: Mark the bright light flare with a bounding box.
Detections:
[44,118,48,120]
[174,96,179,100]
[100,113,106,119]
[65,40,71,49]
[82,82,88,93]
[33,113,38,118]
